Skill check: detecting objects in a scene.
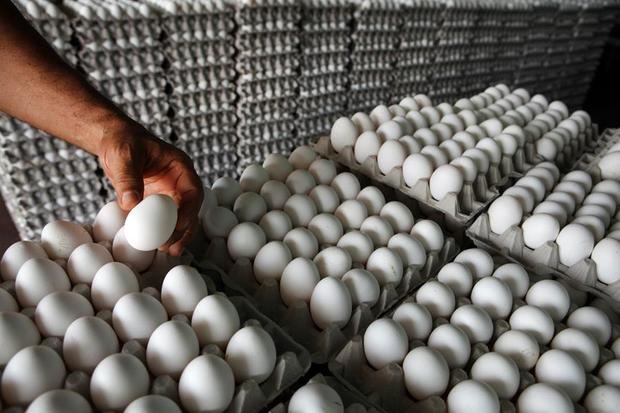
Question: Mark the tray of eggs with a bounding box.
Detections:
[467,164,620,312]
[0,194,311,413]
[314,84,596,228]
[328,248,620,413]
[195,147,459,363]
[572,128,620,182]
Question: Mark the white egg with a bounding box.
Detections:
[399,135,422,154]
[364,318,408,369]
[225,326,276,383]
[63,316,119,373]
[286,170,316,195]
[454,248,494,279]
[554,181,587,207]
[309,158,337,185]
[599,359,620,387]
[450,304,493,343]
[416,280,455,318]
[112,292,167,344]
[283,194,317,227]
[447,380,499,413]
[287,383,344,413]
[112,227,155,272]
[437,262,473,297]
[504,186,536,213]
[592,238,620,284]
[410,220,444,252]
[377,140,407,175]
[366,247,403,286]
[342,268,380,307]
[551,328,599,372]
[546,191,576,214]
[387,233,426,267]
[93,201,129,240]
[592,180,620,203]
[202,207,239,239]
[337,230,374,264]
[392,301,432,340]
[515,176,546,203]
[310,277,352,329]
[260,180,291,210]
[583,192,617,215]
[330,117,359,152]
[283,228,319,258]
[263,154,293,181]
[146,320,199,379]
[41,220,92,259]
[335,200,368,230]
[488,195,523,234]
[471,352,520,400]
[309,185,340,214]
[360,216,394,247]
[125,395,182,413]
[192,294,240,348]
[403,346,449,400]
[517,383,573,413]
[493,330,540,370]
[124,194,177,251]
[161,265,208,316]
[1,345,66,405]
[421,145,449,167]
[233,192,268,223]
[0,312,40,366]
[352,112,377,132]
[536,349,585,401]
[259,210,293,241]
[509,305,554,344]
[1,240,47,281]
[567,306,611,345]
[525,279,570,321]
[402,153,434,188]
[227,222,266,260]
[354,131,382,164]
[254,241,292,283]
[471,277,513,320]
[613,337,620,358]
[450,156,478,183]
[66,243,113,285]
[534,201,568,226]
[522,213,560,249]
[90,353,150,411]
[25,389,92,413]
[492,263,529,298]
[35,291,94,337]
[527,167,556,191]
[331,172,361,201]
[555,223,594,267]
[179,354,234,413]
[313,247,352,279]
[0,287,18,312]
[289,146,318,170]
[240,164,269,193]
[377,120,404,141]
[380,201,414,233]
[16,258,70,307]
[370,105,393,125]
[280,258,320,306]
[585,385,620,413]
[91,262,139,310]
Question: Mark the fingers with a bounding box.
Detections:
[100,138,144,211]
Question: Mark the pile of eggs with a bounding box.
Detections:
[0,196,281,412]
[201,147,448,332]
[340,248,620,412]
[486,167,620,285]
[329,84,591,205]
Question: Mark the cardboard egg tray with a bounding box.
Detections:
[194,230,458,364]
[269,374,382,413]
[572,128,620,176]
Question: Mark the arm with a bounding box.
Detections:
[0,1,203,255]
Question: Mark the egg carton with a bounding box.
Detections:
[268,374,382,413]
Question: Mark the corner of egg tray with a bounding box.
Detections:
[466,213,620,312]
[572,128,620,177]
[268,373,383,413]
[193,236,459,364]
[313,136,500,228]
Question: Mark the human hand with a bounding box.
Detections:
[98,125,203,256]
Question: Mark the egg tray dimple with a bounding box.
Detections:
[466,213,620,312]
[193,232,458,365]
[268,373,382,413]
[313,136,501,228]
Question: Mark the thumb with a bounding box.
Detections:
[100,141,144,211]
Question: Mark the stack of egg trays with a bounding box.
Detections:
[268,373,382,413]
[347,0,402,114]
[296,0,353,145]
[391,0,441,102]
[158,0,240,185]
[235,0,301,171]
[67,0,171,140]
[0,116,106,240]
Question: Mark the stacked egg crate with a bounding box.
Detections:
[234,0,302,171]
[347,0,402,114]
[295,0,352,145]
[331,249,620,413]
[158,0,240,185]
[67,0,171,141]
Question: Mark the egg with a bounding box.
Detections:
[406,111,429,129]
[310,277,352,329]
[287,382,344,413]
[555,223,594,266]
[92,201,128,243]
[284,194,317,227]
[337,230,374,263]
[112,292,167,343]
[0,287,18,312]
[567,306,611,345]
[64,243,113,285]
[308,185,340,214]
[591,238,620,284]
[439,140,464,161]
[583,192,617,215]
[380,201,414,233]
[309,158,338,185]
[522,213,560,249]
[402,346,449,400]
[360,216,394,247]
[447,380,499,413]
[254,241,292,283]
[509,305,554,344]
[599,359,620,387]
[533,201,568,226]
[226,325,276,383]
[366,247,403,286]
[331,172,360,200]
[35,291,93,337]
[493,330,540,370]
[503,186,535,212]
[313,247,352,279]
[289,146,318,169]
[454,248,493,279]
[471,352,519,399]
[400,135,422,154]
[354,131,382,165]
[179,354,234,413]
[414,128,439,146]
[342,269,380,307]
[377,140,407,175]
[63,316,119,373]
[202,207,239,239]
[90,353,150,411]
[356,186,386,215]
[15,258,70,307]
[213,177,242,207]
[410,219,444,252]
[421,145,449,167]
[492,263,529,298]
[554,181,586,204]
[525,279,570,321]
[286,170,317,195]
[1,345,66,405]
[41,220,92,259]
[416,280,455,318]
[387,233,427,267]
[352,112,376,132]
[330,117,359,152]
[585,385,620,413]
[146,320,199,379]
[392,301,432,341]
[488,195,523,234]
[1,241,47,281]
[233,192,268,223]
[450,304,493,343]
[227,222,266,260]
[517,383,573,413]
[263,154,293,181]
[26,389,92,413]
[239,164,269,193]
[161,265,208,316]
[280,258,320,306]
[551,328,599,372]
[364,318,408,369]
[515,176,546,203]
[0,312,40,366]
[125,194,178,251]
[283,228,319,258]
[259,210,293,241]
[471,277,513,319]
[335,200,368,230]
[112,227,155,272]
[192,294,240,348]
[90,262,139,310]
[546,191,576,214]
[536,349,585,401]
[436,262,473,297]
[592,180,620,203]
[125,395,182,413]
[402,153,434,188]
[260,180,291,210]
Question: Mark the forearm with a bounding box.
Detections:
[0,1,143,155]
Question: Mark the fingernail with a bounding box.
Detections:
[121,191,140,208]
